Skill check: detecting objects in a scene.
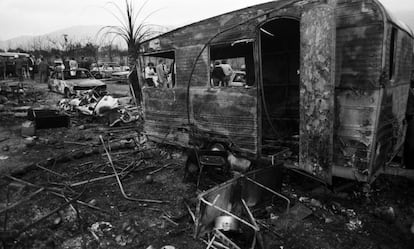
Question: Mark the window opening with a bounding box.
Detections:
[389,27,398,80]
[142,51,176,88]
[209,41,254,88]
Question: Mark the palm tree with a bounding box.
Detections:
[99,0,159,104]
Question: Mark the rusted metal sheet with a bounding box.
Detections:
[370,28,413,176]
[142,87,189,147]
[335,24,383,89]
[175,45,209,87]
[195,166,282,237]
[190,88,258,155]
[334,89,381,171]
[336,0,383,27]
[299,4,336,183]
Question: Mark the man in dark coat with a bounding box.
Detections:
[15,56,23,82]
[28,55,35,80]
[38,58,49,83]
[211,61,225,87]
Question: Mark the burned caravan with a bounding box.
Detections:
[137,0,414,184]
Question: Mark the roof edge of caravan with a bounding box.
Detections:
[140,0,298,45]
[140,0,414,45]
[373,0,414,37]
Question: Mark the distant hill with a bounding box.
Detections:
[0,25,103,51]
[0,24,173,51]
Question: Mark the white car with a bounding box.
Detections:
[91,62,128,79]
[48,69,107,97]
[228,71,246,87]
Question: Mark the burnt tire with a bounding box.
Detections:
[404,117,414,169]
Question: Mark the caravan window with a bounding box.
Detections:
[142,51,176,88]
[389,27,398,80]
[209,41,254,88]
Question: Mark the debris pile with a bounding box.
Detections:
[58,89,141,127]
[0,128,200,248]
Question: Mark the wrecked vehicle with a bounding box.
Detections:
[48,68,107,97]
[137,0,414,185]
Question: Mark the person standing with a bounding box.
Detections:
[144,62,156,87]
[0,58,5,79]
[211,61,225,87]
[156,59,168,88]
[15,55,23,82]
[79,57,86,69]
[69,57,78,76]
[28,55,35,80]
[169,61,176,88]
[220,60,233,86]
[38,58,49,83]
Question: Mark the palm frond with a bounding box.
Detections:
[100,0,164,62]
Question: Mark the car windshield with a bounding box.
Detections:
[63,70,93,80]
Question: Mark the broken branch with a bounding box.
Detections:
[0,188,45,215]
[99,135,167,204]
[14,190,84,238]
[35,163,66,178]
[161,215,179,226]
[49,191,112,215]
[4,175,69,193]
[149,162,178,175]
[69,173,126,187]
[184,201,196,223]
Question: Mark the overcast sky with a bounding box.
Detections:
[0,0,413,41]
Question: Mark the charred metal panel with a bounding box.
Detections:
[371,26,413,175]
[190,88,258,155]
[335,24,383,89]
[299,4,336,183]
[195,166,281,237]
[334,89,380,171]
[336,0,383,28]
[175,45,209,87]
[142,88,189,147]
[394,32,414,85]
[372,29,413,172]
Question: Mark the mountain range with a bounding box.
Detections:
[0,24,173,51]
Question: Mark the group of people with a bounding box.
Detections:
[23,56,52,84]
[0,54,95,83]
[0,54,51,83]
[144,59,175,88]
[211,60,233,87]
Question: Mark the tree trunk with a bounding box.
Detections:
[127,45,142,105]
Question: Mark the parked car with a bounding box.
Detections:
[48,69,107,97]
[228,71,246,87]
[112,70,131,83]
[90,62,126,79]
[0,52,30,78]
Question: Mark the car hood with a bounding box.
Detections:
[69,79,106,87]
[112,71,130,76]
